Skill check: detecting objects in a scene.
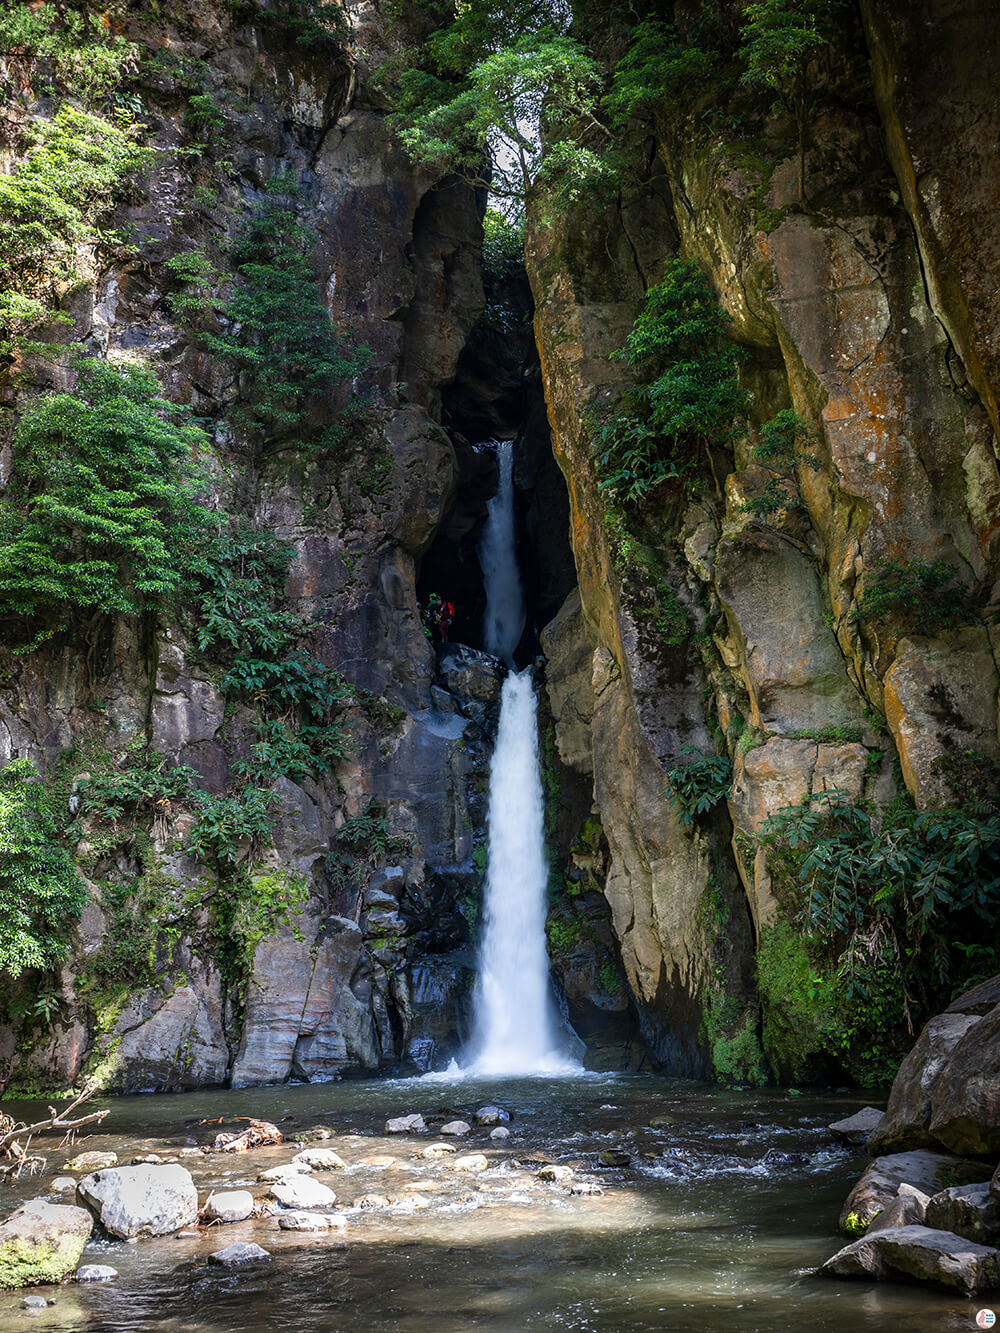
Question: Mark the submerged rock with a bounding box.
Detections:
[0,1199,93,1289]
[22,1294,48,1309]
[474,1107,509,1126]
[597,1150,630,1167]
[818,1224,1000,1294]
[77,1165,198,1240]
[452,1154,488,1174]
[489,1127,511,1142]
[75,1265,118,1282]
[203,1191,254,1224]
[418,1143,456,1158]
[50,1178,76,1194]
[277,1211,332,1232]
[208,1242,272,1266]
[64,1151,117,1172]
[537,1164,573,1182]
[258,1164,312,1182]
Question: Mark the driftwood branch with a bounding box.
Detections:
[0,1081,110,1159]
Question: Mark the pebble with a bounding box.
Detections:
[131,1154,162,1165]
[208,1242,272,1266]
[489,1127,511,1142]
[50,1176,76,1192]
[76,1265,119,1282]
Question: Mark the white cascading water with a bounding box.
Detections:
[468,440,579,1075]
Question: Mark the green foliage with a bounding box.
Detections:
[603,507,690,646]
[759,789,1000,1081]
[0,358,214,647]
[0,759,87,978]
[0,3,141,104]
[740,1,846,202]
[598,956,624,997]
[185,92,226,142]
[228,0,347,50]
[78,750,196,823]
[325,801,413,899]
[383,4,616,208]
[0,104,151,304]
[666,748,733,827]
[854,558,973,634]
[189,787,278,869]
[545,915,582,954]
[202,186,368,452]
[595,260,746,504]
[742,409,822,519]
[604,19,713,127]
[211,868,309,989]
[482,207,525,281]
[756,919,839,1082]
[164,249,222,324]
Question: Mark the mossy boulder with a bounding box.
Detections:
[0,1199,93,1288]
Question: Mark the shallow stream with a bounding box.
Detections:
[0,1075,978,1331]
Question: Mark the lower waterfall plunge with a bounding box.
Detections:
[467,440,581,1075]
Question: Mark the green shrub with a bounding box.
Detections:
[742,408,822,519]
[594,260,746,503]
[188,787,278,869]
[0,104,151,302]
[854,558,973,634]
[325,800,413,897]
[0,759,87,978]
[0,358,213,647]
[202,185,368,451]
[604,19,713,127]
[666,748,733,826]
[0,3,141,103]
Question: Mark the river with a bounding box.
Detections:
[0,1074,975,1331]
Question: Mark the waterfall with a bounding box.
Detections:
[468,440,580,1075]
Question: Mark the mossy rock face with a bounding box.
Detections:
[0,1199,93,1288]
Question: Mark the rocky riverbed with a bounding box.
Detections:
[0,1074,990,1331]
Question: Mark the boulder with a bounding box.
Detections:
[75,1265,118,1282]
[866,1184,930,1234]
[64,1151,117,1172]
[0,1199,93,1288]
[453,1154,488,1174]
[418,1143,456,1158]
[868,1014,981,1153]
[946,976,1000,1016]
[268,1177,336,1209]
[385,1114,426,1135]
[292,1148,346,1171]
[928,1001,1000,1154]
[208,1242,272,1266]
[77,1164,198,1239]
[203,1191,254,1224]
[276,1211,331,1232]
[828,1107,884,1146]
[490,1127,511,1142]
[925,1183,1000,1244]
[439,1120,470,1136]
[537,1165,573,1183]
[597,1150,631,1167]
[570,1182,605,1197]
[22,1295,47,1309]
[50,1178,75,1194]
[818,1225,1000,1295]
[839,1152,960,1233]
[438,645,503,704]
[258,1164,312,1182]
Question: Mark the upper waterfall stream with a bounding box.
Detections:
[467,440,580,1075]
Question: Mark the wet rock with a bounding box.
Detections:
[453,1154,488,1174]
[277,1211,331,1232]
[828,1108,885,1146]
[597,1150,630,1167]
[357,1194,391,1209]
[292,1148,346,1171]
[75,1265,118,1282]
[208,1242,272,1267]
[360,1155,398,1169]
[438,645,503,704]
[64,1151,117,1172]
[131,1155,162,1165]
[490,1127,511,1142]
[258,1164,313,1182]
[268,1177,336,1210]
[570,1182,605,1197]
[839,1152,960,1233]
[440,1120,470,1137]
[925,1184,1000,1244]
[301,1126,334,1142]
[77,1165,198,1240]
[22,1295,47,1309]
[385,1114,426,1135]
[203,1191,254,1224]
[927,1001,1000,1155]
[0,1199,93,1288]
[868,1015,981,1154]
[537,1165,573,1183]
[648,1116,676,1129]
[418,1143,456,1158]
[474,1106,509,1126]
[866,1184,930,1234]
[818,1225,1000,1294]
[50,1178,75,1193]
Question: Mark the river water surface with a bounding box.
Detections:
[0,1075,978,1332]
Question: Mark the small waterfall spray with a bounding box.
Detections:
[468,439,580,1075]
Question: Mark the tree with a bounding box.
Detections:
[739,0,845,204]
[384,1,615,211]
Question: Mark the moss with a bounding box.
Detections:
[756,920,837,1082]
[0,1234,86,1288]
[842,1209,877,1237]
[712,1013,767,1086]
